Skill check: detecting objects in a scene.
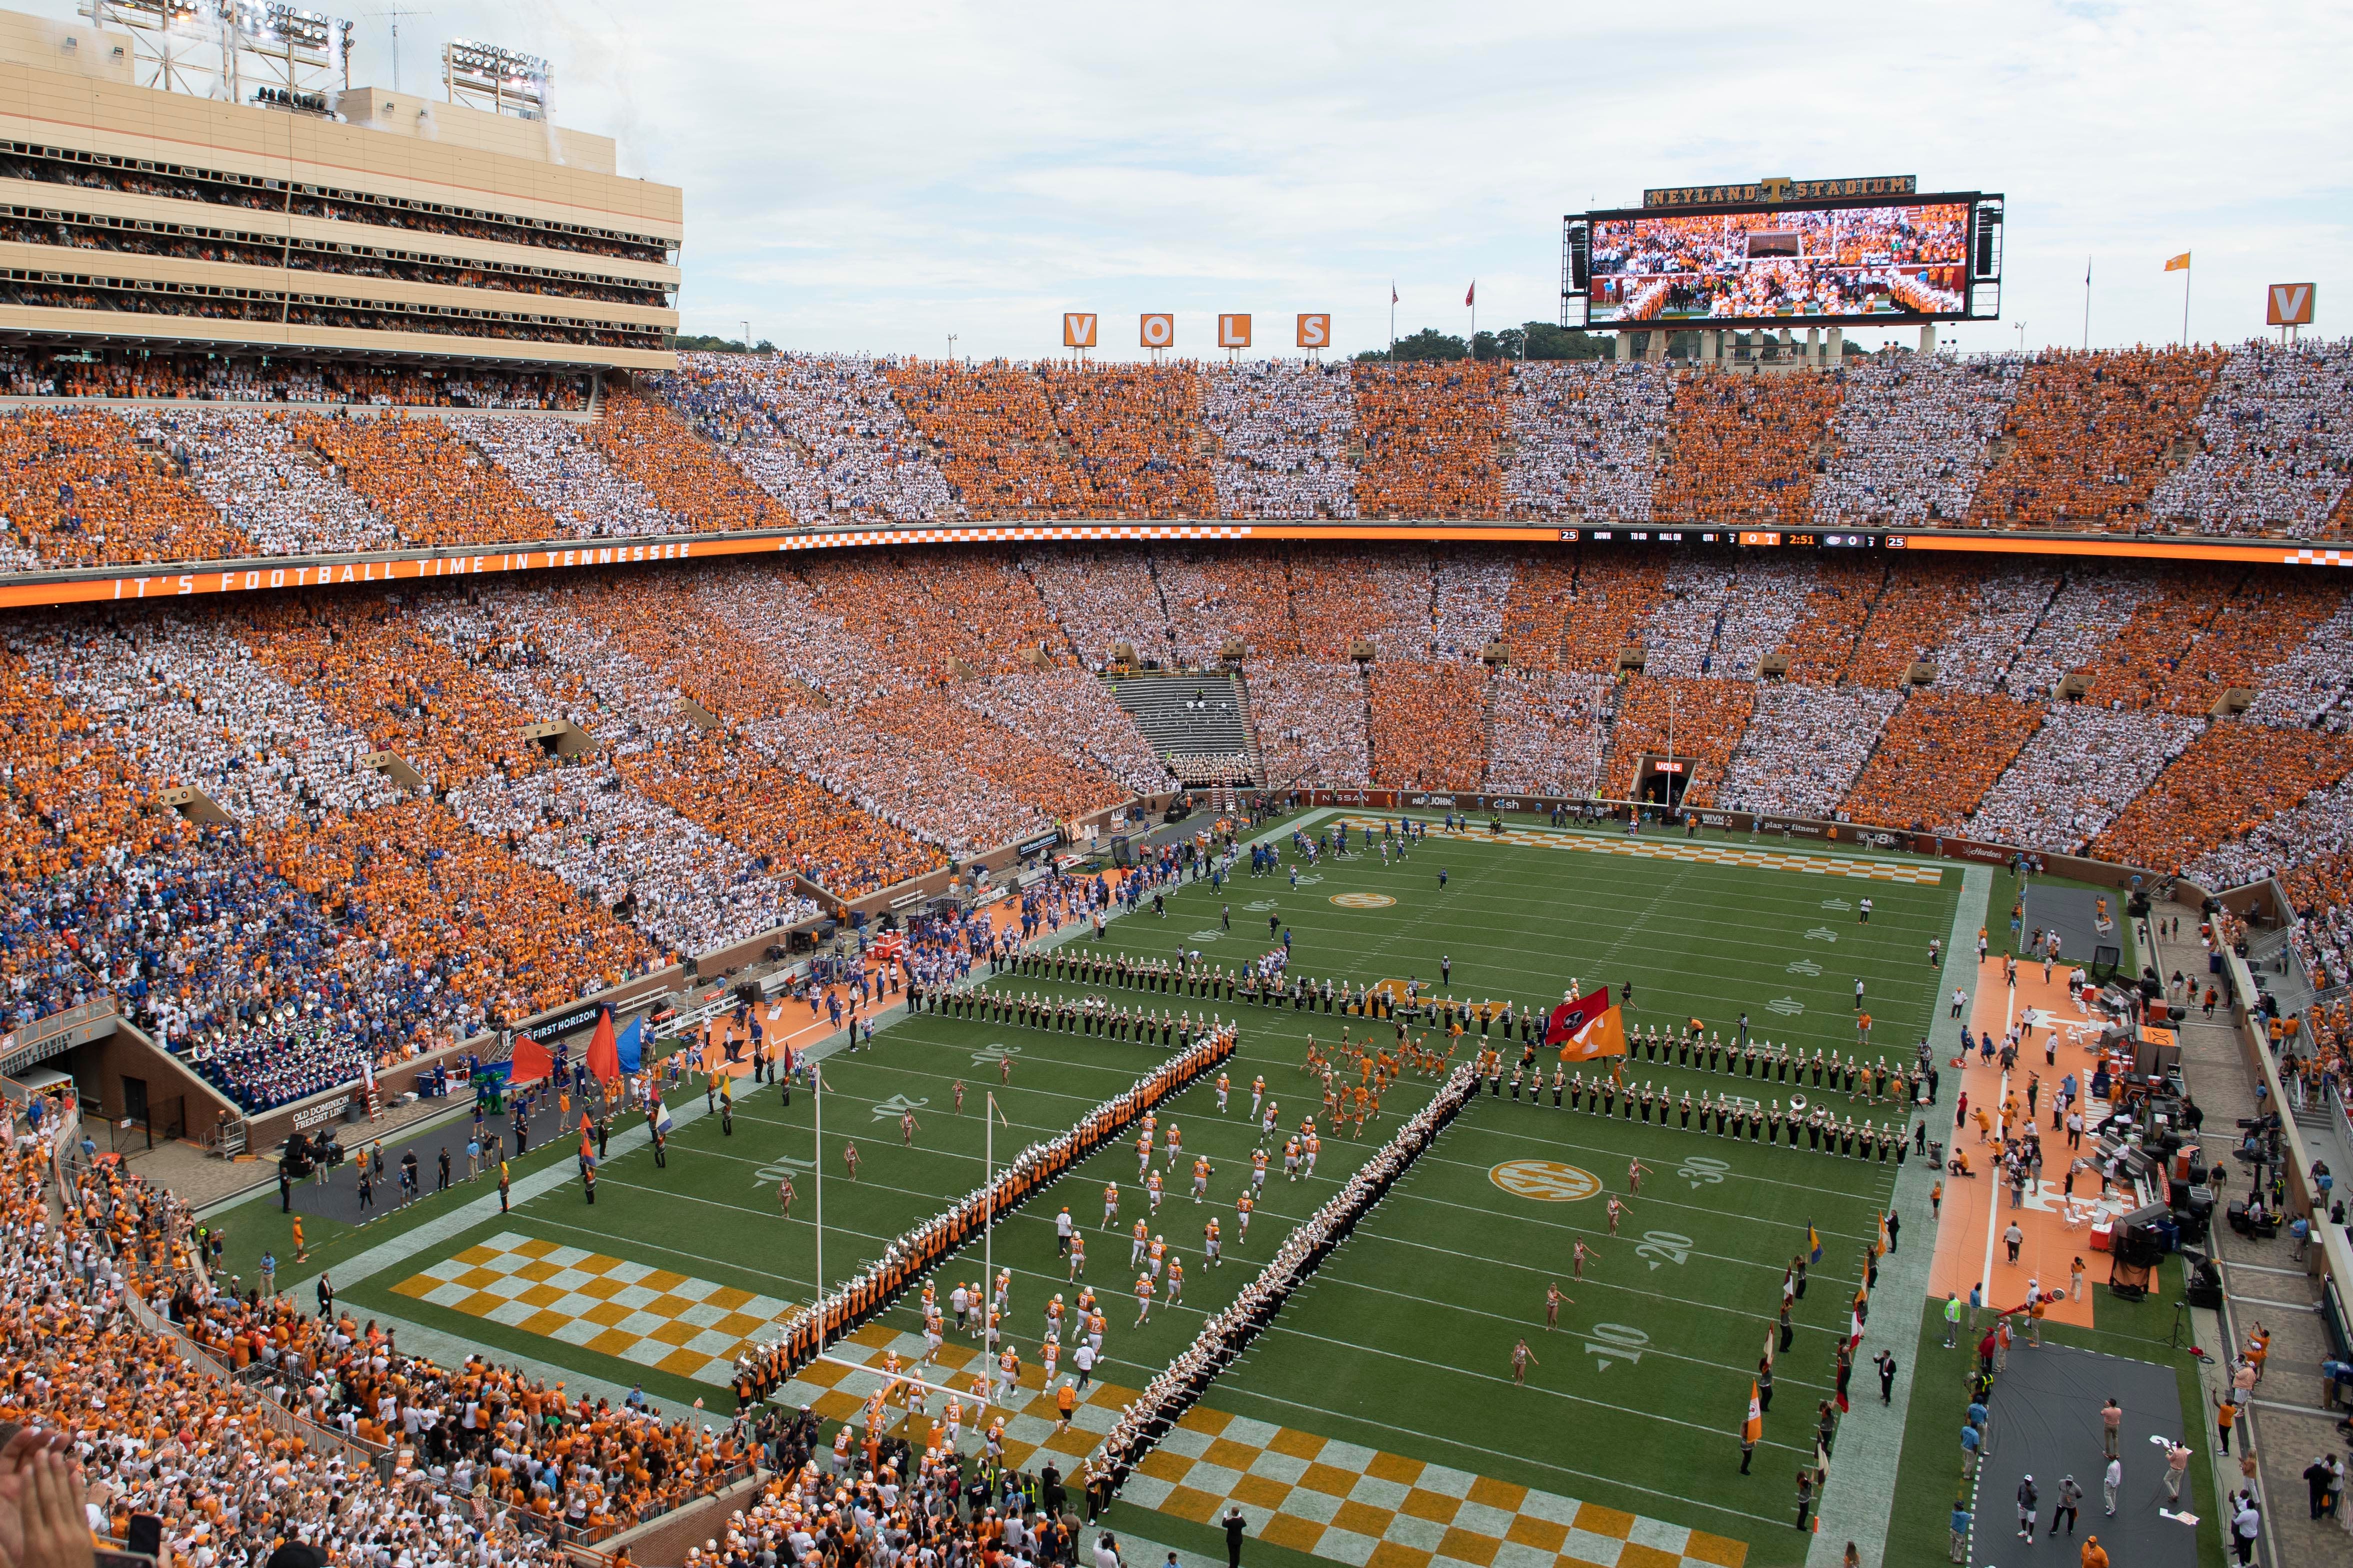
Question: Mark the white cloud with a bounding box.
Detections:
[48,0,2353,358]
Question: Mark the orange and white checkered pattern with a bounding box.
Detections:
[1120,1404,1749,1568]
[390,1232,798,1386]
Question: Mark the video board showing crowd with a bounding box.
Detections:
[1584,198,1978,327]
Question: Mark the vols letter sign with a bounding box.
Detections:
[1218,314,1252,348]
[2267,283,2315,327]
[1548,987,1629,1062]
[1296,313,1332,348]
[1062,313,1098,348]
[1140,313,1175,348]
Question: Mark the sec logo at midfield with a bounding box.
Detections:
[1489,1159,1600,1202]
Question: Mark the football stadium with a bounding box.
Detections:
[0,8,2348,1568]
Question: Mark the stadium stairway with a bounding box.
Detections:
[1105,669,1253,779]
[1232,666,1265,783]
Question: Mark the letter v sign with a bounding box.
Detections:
[2266,283,2314,327]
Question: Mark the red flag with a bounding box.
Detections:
[586,1005,622,1085]
[1390,281,1398,305]
[1465,281,1476,306]
[508,1032,553,1086]
[1544,988,1612,1046]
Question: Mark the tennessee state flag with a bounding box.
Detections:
[1547,988,1614,1049]
[1808,1224,1824,1265]
[585,1005,622,1085]
[1743,1381,1763,1444]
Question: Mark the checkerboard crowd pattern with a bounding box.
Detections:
[1340,817,1944,885]
[390,1231,798,1385]
[779,1329,1747,1568]
[1122,1405,1748,1568]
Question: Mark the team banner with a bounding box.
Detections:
[1550,997,1629,1062]
[1544,988,1610,1045]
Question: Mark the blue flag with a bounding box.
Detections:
[615,1015,644,1074]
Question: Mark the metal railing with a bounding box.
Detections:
[0,993,120,1078]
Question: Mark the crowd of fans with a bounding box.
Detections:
[1502,360,1668,519]
[1964,705,2206,854]
[1038,362,1217,517]
[0,347,589,408]
[7,536,2353,1108]
[655,354,958,525]
[2091,720,2353,872]
[1907,566,2059,693]
[584,389,791,535]
[1,1124,758,1568]
[140,410,398,558]
[1203,360,1358,519]
[1600,673,1756,804]
[1966,346,2228,527]
[1776,557,1884,682]
[2148,340,2353,534]
[0,344,2346,574]
[1809,353,2023,525]
[449,413,684,541]
[1651,368,1844,528]
[886,361,1097,518]
[1486,667,1603,794]
[1020,547,1186,669]
[1838,689,2044,832]
[954,672,1175,796]
[1351,361,1507,517]
[1244,659,1368,788]
[1718,683,1901,818]
[1366,661,1488,790]
[2244,593,2353,730]
[1431,550,1512,659]
[0,405,246,568]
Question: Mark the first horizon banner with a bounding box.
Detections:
[1586,199,1973,327]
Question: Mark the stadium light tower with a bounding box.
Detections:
[442,35,548,118]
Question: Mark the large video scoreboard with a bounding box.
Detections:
[1562,175,2004,330]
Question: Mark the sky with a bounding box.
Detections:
[54,0,2353,360]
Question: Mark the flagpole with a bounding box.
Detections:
[2182,259,2191,347]
[984,1090,996,1387]
[813,1062,824,1326]
[2082,256,2090,351]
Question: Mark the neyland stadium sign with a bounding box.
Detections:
[1644,174,1918,208]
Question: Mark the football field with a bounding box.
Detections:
[239,810,1962,1568]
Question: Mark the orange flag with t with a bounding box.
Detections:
[1552,1001,1628,1062]
[1744,1381,1764,1444]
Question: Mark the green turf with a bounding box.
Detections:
[1148,1090,1898,1567]
[211,809,1961,1565]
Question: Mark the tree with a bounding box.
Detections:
[673,334,776,353]
[1355,328,1468,363]
[1517,321,1612,360]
